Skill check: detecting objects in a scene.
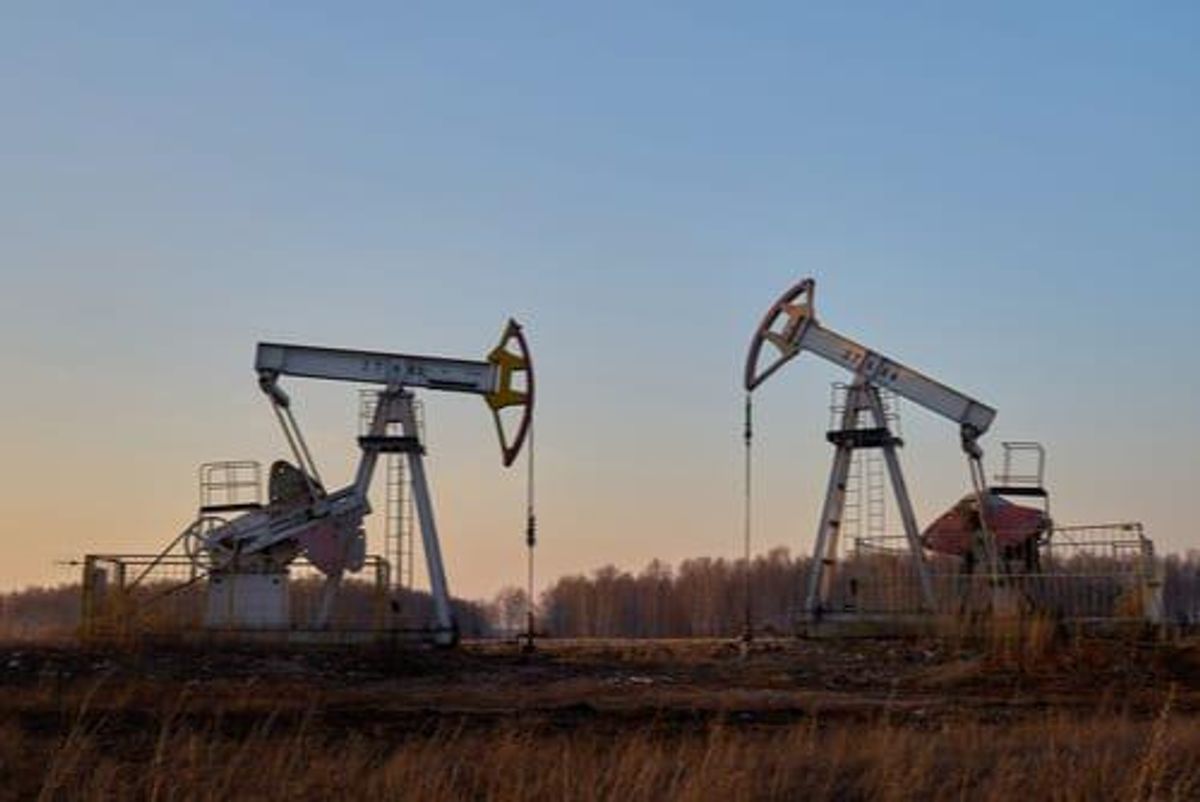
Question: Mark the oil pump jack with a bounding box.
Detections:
[175,320,533,644]
[744,278,1010,617]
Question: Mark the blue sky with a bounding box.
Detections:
[1,2,1197,597]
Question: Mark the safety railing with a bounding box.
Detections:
[199,461,263,513]
[832,522,1161,622]
[80,554,397,638]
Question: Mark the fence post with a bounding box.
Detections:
[80,556,97,640]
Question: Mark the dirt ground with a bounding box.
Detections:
[3,635,1199,800]
[1,635,1196,736]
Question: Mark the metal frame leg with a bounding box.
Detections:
[805,446,856,615]
[804,382,865,615]
[402,400,457,645]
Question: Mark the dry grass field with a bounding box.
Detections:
[2,634,1199,801]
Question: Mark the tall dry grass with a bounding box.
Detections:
[4,692,1196,802]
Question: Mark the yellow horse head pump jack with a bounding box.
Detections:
[486,319,535,468]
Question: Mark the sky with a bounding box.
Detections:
[1,2,1197,601]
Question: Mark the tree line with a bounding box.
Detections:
[6,548,1200,640]
[490,548,808,639]
[485,549,1200,638]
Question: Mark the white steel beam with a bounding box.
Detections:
[256,342,498,395]
[800,325,996,436]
